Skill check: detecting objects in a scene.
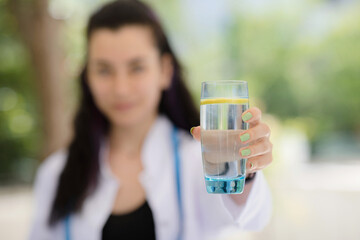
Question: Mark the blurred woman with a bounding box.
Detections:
[29,1,273,239]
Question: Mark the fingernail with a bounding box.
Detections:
[249,161,254,170]
[241,148,251,157]
[242,112,253,122]
[190,127,195,135]
[240,133,250,142]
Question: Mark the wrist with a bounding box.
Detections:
[245,172,256,184]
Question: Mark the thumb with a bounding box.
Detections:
[190,126,201,141]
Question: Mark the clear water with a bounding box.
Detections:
[200,102,249,194]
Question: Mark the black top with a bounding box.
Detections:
[102,201,156,240]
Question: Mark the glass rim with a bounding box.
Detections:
[201,80,247,85]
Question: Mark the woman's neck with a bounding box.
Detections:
[109,113,158,158]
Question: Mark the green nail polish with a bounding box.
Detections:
[241,148,251,157]
[240,133,250,142]
[249,162,254,169]
[242,112,253,122]
[190,127,195,135]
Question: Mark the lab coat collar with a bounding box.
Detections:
[94,114,177,239]
[98,114,173,184]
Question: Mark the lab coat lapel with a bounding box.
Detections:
[72,138,119,240]
[139,115,180,240]
[75,115,180,240]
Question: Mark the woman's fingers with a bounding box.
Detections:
[238,122,271,144]
[246,151,273,173]
[242,107,262,128]
[240,107,273,173]
[190,126,201,141]
[239,137,273,159]
[191,121,271,146]
[191,121,273,173]
[191,106,273,174]
[192,107,264,142]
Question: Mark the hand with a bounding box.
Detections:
[190,107,273,174]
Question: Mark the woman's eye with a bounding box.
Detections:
[97,68,111,76]
[131,65,144,73]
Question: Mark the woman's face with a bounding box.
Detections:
[87,25,173,128]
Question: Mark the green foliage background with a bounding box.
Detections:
[0,0,359,183]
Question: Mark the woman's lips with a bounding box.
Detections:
[113,102,135,111]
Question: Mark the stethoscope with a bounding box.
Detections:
[64,126,183,240]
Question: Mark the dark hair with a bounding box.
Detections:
[49,0,199,225]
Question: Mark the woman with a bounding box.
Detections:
[29,1,273,239]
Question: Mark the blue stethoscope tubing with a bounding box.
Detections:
[64,126,183,240]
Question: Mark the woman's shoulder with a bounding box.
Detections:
[177,128,202,162]
[176,127,199,146]
[38,149,67,177]
[29,150,69,239]
[159,114,201,152]
[34,149,68,190]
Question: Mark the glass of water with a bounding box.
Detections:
[200,80,249,194]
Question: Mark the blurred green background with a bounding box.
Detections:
[0,0,359,239]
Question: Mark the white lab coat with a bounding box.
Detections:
[29,115,272,240]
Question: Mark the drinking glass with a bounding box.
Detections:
[200,80,249,194]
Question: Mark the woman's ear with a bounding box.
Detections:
[160,53,174,90]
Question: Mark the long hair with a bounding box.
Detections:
[49,0,199,225]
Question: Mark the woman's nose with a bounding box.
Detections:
[113,72,131,96]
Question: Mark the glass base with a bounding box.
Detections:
[205,176,245,194]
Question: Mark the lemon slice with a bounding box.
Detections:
[200,98,249,105]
